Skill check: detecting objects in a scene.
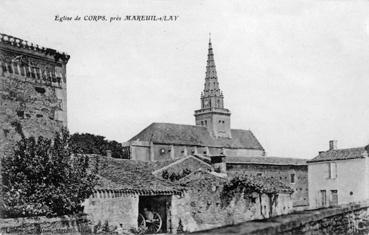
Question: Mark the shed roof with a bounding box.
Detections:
[226,156,307,166]
[308,147,367,163]
[128,122,264,150]
[89,155,184,195]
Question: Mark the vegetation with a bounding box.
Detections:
[69,133,127,159]
[1,129,97,218]
[220,174,293,216]
[161,169,192,182]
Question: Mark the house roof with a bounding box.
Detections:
[128,122,264,150]
[308,147,367,163]
[152,155,213,175]
[178,170,227,186]
[88,155,184,195]
[226,156,307,166]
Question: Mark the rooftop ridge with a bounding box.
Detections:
[0,33,70,62]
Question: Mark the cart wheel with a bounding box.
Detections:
[138,213,146,230]
[147,212,162,233]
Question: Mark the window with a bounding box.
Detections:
[330,190,338,206]
[328,162,337,179]
[321,190,327,207]
[290,174,295,183]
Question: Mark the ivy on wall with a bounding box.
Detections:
[220,174,293,217]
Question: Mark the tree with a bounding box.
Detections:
[1,129,97,218]
[69,133,126,159]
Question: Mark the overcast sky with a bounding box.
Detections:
[2,0,369,159]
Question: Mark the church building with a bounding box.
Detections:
[123,38,265,161]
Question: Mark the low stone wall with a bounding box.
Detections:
[0,214,91,234]
[191,201,369,235]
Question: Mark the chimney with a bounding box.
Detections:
[106,150,112,158]
[210,154,227,175]
[329,140,337,151]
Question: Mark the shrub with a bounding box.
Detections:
[1,128,97,217]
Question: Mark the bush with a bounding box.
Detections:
[1,129,97,217]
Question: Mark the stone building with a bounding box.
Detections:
[226,156,309,209]
[308,140,369,209]
[0,33,70,155]
[84,155,293,234]
[0,33,70,217]
[124,38,265,161]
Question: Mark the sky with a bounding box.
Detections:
[1,0,369,159]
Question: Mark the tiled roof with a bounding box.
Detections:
[308,147,367,163]
[178,170,227,186]
[226,156,307,166]
[88,155,184,195]
[128,122,264,150]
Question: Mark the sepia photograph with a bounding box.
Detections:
[1,0,369,234]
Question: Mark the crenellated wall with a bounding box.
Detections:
[0,33,69,153]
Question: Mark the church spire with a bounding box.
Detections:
[201,36,223,109]
[194,36,232,138]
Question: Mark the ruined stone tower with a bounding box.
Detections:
[0,33,70,155]
[194,38,232,138]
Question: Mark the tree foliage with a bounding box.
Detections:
[69,133,127,159]
[1,129,97,218]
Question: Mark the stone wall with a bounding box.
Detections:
[0,214,90,234]
[0,33,69,218]
[191,201,369,235]
[83,191,139,232]
[228,164,308,208]
[128,141,264,162]
[0,34,69,156]
[171,180,293,233]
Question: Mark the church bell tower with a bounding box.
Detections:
[194,37,232,138]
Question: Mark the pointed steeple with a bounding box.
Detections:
[195,36,232,139]
[201,36,224,109]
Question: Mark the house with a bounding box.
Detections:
[308,140,369,209]
[226,156,309,209]
[84,155,294,234]
[123,38,265,162]
[174,170,293,232]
